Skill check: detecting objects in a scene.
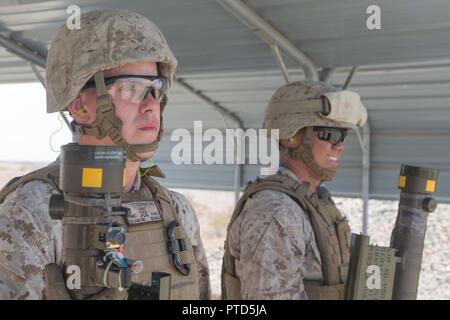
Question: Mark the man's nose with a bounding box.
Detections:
[332,141,345,151]
[139,97,160,114]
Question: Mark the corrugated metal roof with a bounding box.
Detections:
[2,0,450,79]
[156,60,450,201]
[0,0,449,201]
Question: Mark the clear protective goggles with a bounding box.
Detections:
[313,126,349,145]
[83,75,168,106]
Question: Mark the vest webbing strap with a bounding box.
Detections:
[222,174,309,299]
[141,175,180,227]
[0,161,60,204]
[222,173,350,300]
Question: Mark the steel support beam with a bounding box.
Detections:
[216,0,318,81]
[173,77,242,129]
[270,44,290,84]
[173,77,244,203]
[0,33,46,68]
[0,33,73,132]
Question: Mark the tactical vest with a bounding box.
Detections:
[222,173,351,300]
[0,161,199,300]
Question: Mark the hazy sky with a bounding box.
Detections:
[0,82,72,163]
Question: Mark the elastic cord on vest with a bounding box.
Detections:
[289,127,337,181]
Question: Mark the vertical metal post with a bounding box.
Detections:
[234,163,242,204]
[342,65,369,234]
[361,123,371,235]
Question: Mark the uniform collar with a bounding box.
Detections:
[278,166,302,183]
[278,166,318,197]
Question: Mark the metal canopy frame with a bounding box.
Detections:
[215,1,371,232]
[0,2,375,232]
[215,0,318,81]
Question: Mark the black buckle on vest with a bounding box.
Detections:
[166,221,191,276]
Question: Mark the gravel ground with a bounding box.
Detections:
[1,162,448,300]
[179,189,450,300]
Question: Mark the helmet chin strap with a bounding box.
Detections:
[72,70,165,162]
[288,126,337,182]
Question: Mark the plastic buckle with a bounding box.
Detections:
[97,95,112,111]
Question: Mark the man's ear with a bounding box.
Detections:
[280,138,291,149]
[280,136,302,149]
[68,95,89,124]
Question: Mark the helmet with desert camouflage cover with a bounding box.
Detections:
[45,9,177,161]
[263,80,368,181]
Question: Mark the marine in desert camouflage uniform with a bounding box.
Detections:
[222,81,368,300]
[0,10,210,300]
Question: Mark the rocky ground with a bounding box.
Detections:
[1,162,448,300]
[178,189,450,300]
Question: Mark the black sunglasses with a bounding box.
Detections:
[313,126,349,145]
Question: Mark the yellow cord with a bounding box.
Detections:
[49,113,65,153]
[139,166,152,177]
[138,158,156,177]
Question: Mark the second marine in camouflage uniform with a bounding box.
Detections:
[222,81,368,300]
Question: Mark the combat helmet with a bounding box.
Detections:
[46,10,177,161]
[263,80,367,181]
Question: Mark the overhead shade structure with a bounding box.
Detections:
[0,0,449,238]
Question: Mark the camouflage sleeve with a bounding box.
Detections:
[0,181,63,300]
[167,190,211,300]
[228,190,314,300]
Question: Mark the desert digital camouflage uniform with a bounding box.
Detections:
[0,10,211,300]
[222,81,368,300]
[0,172,210,300]
[226,166,322,300]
